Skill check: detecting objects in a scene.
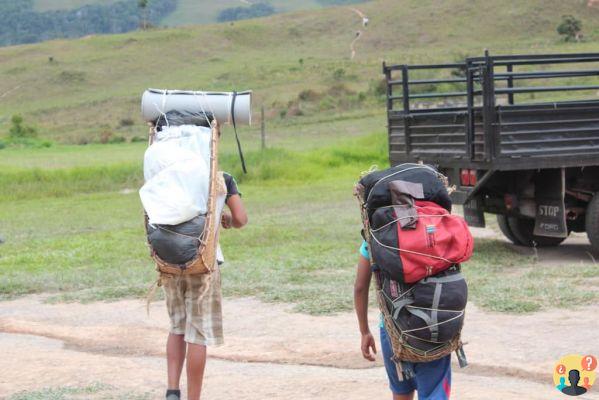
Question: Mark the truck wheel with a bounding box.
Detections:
[586,193,599,254]
[496,215,522,245]
[507,217,567,247]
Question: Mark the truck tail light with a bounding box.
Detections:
[468,169,477,186]
[504,194,515,210]
[460,169,477,187]
[460,169,470,186]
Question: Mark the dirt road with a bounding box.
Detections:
[0,292,597,399]
[1,231,598,399]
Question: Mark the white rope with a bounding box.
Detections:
[203,91,217,124]
[152,103,169,130]
[370,212,450,233]
[192,91,214,127]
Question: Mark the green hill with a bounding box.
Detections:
[33,0,365,26]
[1,0,599,145]
[34,0,121,11]
[161,0,325,26]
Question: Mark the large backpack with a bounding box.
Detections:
[141,113,225,276]
[355,164,471,370]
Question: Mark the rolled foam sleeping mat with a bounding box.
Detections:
[141,89,252,125]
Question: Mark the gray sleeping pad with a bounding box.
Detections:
[147,215,206,265]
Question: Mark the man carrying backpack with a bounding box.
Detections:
[353,163,473,400]
[354,241,452,400]
[163,172,247,400]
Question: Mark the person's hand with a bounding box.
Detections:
[221,213,233,229]
[361,331,377,362]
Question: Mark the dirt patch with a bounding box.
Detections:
[1,296,598,399]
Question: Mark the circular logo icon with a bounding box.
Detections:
[553,354,597,396]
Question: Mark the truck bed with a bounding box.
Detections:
[385,53,599,171]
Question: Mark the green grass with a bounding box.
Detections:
[7,382,151,400]
[2,0,599,314]
[1,132,597,313]
[0,131,387,201]
[465,240,599,313]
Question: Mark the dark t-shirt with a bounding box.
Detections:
[223,172,241,202]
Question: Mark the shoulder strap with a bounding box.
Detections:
[230,91,247,174]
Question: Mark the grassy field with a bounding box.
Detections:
[8,382,150,400]
[162,0,326,26]
[1,129,597,314]
[1,0,599,315]
[2,0,599,144]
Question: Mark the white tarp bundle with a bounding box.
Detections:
[140,125,212,226]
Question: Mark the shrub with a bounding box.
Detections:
[332,68,346,81]
[99,130,113,144]
[557,15,582,42]
[119,118,135,127]
[369,79,386,97]
[327,83,354,97]
[0,140,5,150]
[217,3,275,22]
[298,89,321,102]
[9,115,37,139]
[108,135,127,144]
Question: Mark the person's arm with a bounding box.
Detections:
[354,254,376,362]
[221,194,248,229]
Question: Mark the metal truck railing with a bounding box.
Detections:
[384,52,599,169]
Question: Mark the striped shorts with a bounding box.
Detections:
[162,267,223,346]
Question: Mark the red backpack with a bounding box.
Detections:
[369,200,473,283]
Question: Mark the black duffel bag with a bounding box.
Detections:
[147,215,206,265]
[379,266,467,353]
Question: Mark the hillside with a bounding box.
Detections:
[1,0,599,146]
[32,0,367,28]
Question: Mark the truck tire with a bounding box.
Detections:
[586,193,599,254]
[507,217,567,247]
[496,215,522,245]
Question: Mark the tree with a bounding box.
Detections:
[8,115,37,139]
[138,0,149,30]
[217,3,275,22]
[557,15,582,42]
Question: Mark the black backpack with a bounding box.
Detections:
[378,266,467,355]
[356,164,468,373]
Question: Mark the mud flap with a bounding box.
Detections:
[533,168,568,238]
[463,196,485,228]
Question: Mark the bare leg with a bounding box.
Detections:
[186,343,207,400]
[167,334,186,390]
[394,393,415,400]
